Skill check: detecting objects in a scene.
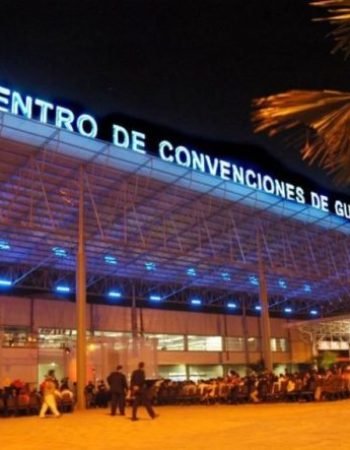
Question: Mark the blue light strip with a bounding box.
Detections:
[227,302,237,309]
[56,285,70,293]
[191,298,202,305]
[187,267,197,277]
[0,240,10,250]
[221,272,231,281]
[52,247,68,258]
[104,255,118,265]
[249,276,259,286]
[278,279,287,289]
[304,284,312,293]
[145,262,156,271]
[108,290,122,298]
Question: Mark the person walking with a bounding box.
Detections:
[107,365,128,416]
[39,373,61,418]
[130,361,157,421]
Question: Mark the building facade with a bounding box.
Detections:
[0,296,312,385]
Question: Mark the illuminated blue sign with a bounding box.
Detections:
[2,84,350,220]
[0,87,98,138]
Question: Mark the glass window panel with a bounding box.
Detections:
[97,331,131,338]
[158,364,186,380]
[2,327,34,347]
[318,340,349,351]
[271,337,288,352]
[225,337,245,352]
[189,365,224,381]
[271,338,277,352]
[247,337,260,352]
[145,334,185,351]
[187,335,222,351]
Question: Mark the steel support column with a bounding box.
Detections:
[76,166,87,410]
[131,284,138,338]
[241,298,250,370]
[287,324,293,373]
[257,233,273,371]
[311,334,319,365]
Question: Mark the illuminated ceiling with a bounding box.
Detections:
[0,111,350,317]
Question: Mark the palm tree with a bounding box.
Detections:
[252,1,350,184]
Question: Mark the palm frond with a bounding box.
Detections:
[311,0,350,57]
[252,89,350,184]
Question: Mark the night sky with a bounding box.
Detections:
[2,0,350,196]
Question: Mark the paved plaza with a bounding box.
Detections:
[1,401,350,450]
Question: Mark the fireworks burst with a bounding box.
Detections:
[253,90,350,184]
[252,1,350,185]
[312,0,350,57]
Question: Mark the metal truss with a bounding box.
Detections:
[0,112,350,317]
[291,314,350,345]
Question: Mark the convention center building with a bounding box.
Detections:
[0,85,350,407]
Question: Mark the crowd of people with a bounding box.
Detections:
[0,362,158,420]
[2,365,350,418]
[0,371,74,417]
[153,367,350,405]
[82,365,350,407]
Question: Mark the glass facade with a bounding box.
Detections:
[1,327,290,355]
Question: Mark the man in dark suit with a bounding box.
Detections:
[130,361,157,421]
[107,365,128,416]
